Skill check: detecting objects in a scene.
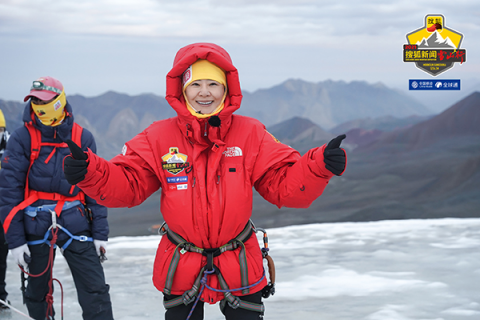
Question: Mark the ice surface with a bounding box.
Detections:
[2,218,480,319]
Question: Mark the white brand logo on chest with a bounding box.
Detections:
[223,147,243,157]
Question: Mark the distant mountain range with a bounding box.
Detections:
[239,79,431,129]
[251,92,480,229]
[330,115,432,134]
[267,116,335,154]
[1,79,432,160]
[357,92,480,152]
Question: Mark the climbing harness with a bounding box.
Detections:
[160,220,276,319]
[25,201,93,250]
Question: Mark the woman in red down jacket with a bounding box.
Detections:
[63,42,347,320]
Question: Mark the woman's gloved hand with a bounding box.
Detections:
[11,244,31,269]
[323,134,347,176]
[64,139,88,185]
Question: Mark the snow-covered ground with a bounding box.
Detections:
[2,218,480,319]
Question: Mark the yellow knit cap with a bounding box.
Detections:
[182,60,226,89]
[0,109,5,128]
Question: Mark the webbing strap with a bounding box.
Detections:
[3,191,85,233]
[163,265,265,314]
[27,229,92,249]
[163,221,254,296]
[24,200,83,217]
[163,267,205,309]
[164,243,183,295]
[27,215,93,250]
[217,270,265,313]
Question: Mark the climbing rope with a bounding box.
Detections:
[0,299,35,319]
[19,210,65,320]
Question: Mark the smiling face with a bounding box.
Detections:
[184,79,225,115]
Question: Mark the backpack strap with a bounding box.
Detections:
[24,121,41,200]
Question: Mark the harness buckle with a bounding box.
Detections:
[225,293,240,309]
[78,235,89,242]
[182,290,197,305]
[183,243,191,252]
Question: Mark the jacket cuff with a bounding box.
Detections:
[312,144,335,178]
[81,149,100,186]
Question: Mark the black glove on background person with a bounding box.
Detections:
[64,139,88,185]
[323,134,347,176]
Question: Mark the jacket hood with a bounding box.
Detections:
[22,100,75,141]
[165,43,242,129]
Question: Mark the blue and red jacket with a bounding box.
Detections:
[0,101,108,249]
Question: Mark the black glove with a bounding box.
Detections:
[64,139,88,185]
[323,134,346,176]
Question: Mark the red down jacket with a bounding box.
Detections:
[77,43,336,304]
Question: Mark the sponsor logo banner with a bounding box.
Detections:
[167,176,189,184]
[409,79,460,90]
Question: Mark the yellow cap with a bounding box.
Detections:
[0,109,5,128]
[182,60,226,89]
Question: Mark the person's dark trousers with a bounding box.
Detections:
[25,236,114,320]
[0,223,8,302]
[164,291,264,320]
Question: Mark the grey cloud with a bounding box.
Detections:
[1,0,478,44]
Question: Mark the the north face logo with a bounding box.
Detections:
[223,147,243,157]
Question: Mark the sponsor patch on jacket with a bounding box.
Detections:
[223,146,243,157]
[168,184,188,191]
[162,147,190,175]
[121,144,127,156]
[167,176,188,184]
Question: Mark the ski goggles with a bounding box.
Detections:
[31,80,63,95]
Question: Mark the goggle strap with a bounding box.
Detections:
[31,81,62,95]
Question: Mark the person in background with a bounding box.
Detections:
[0,109,10,310]
[64,43,347,320]
[0,77,114,320]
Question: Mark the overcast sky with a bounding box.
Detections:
[0,0,478,103]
